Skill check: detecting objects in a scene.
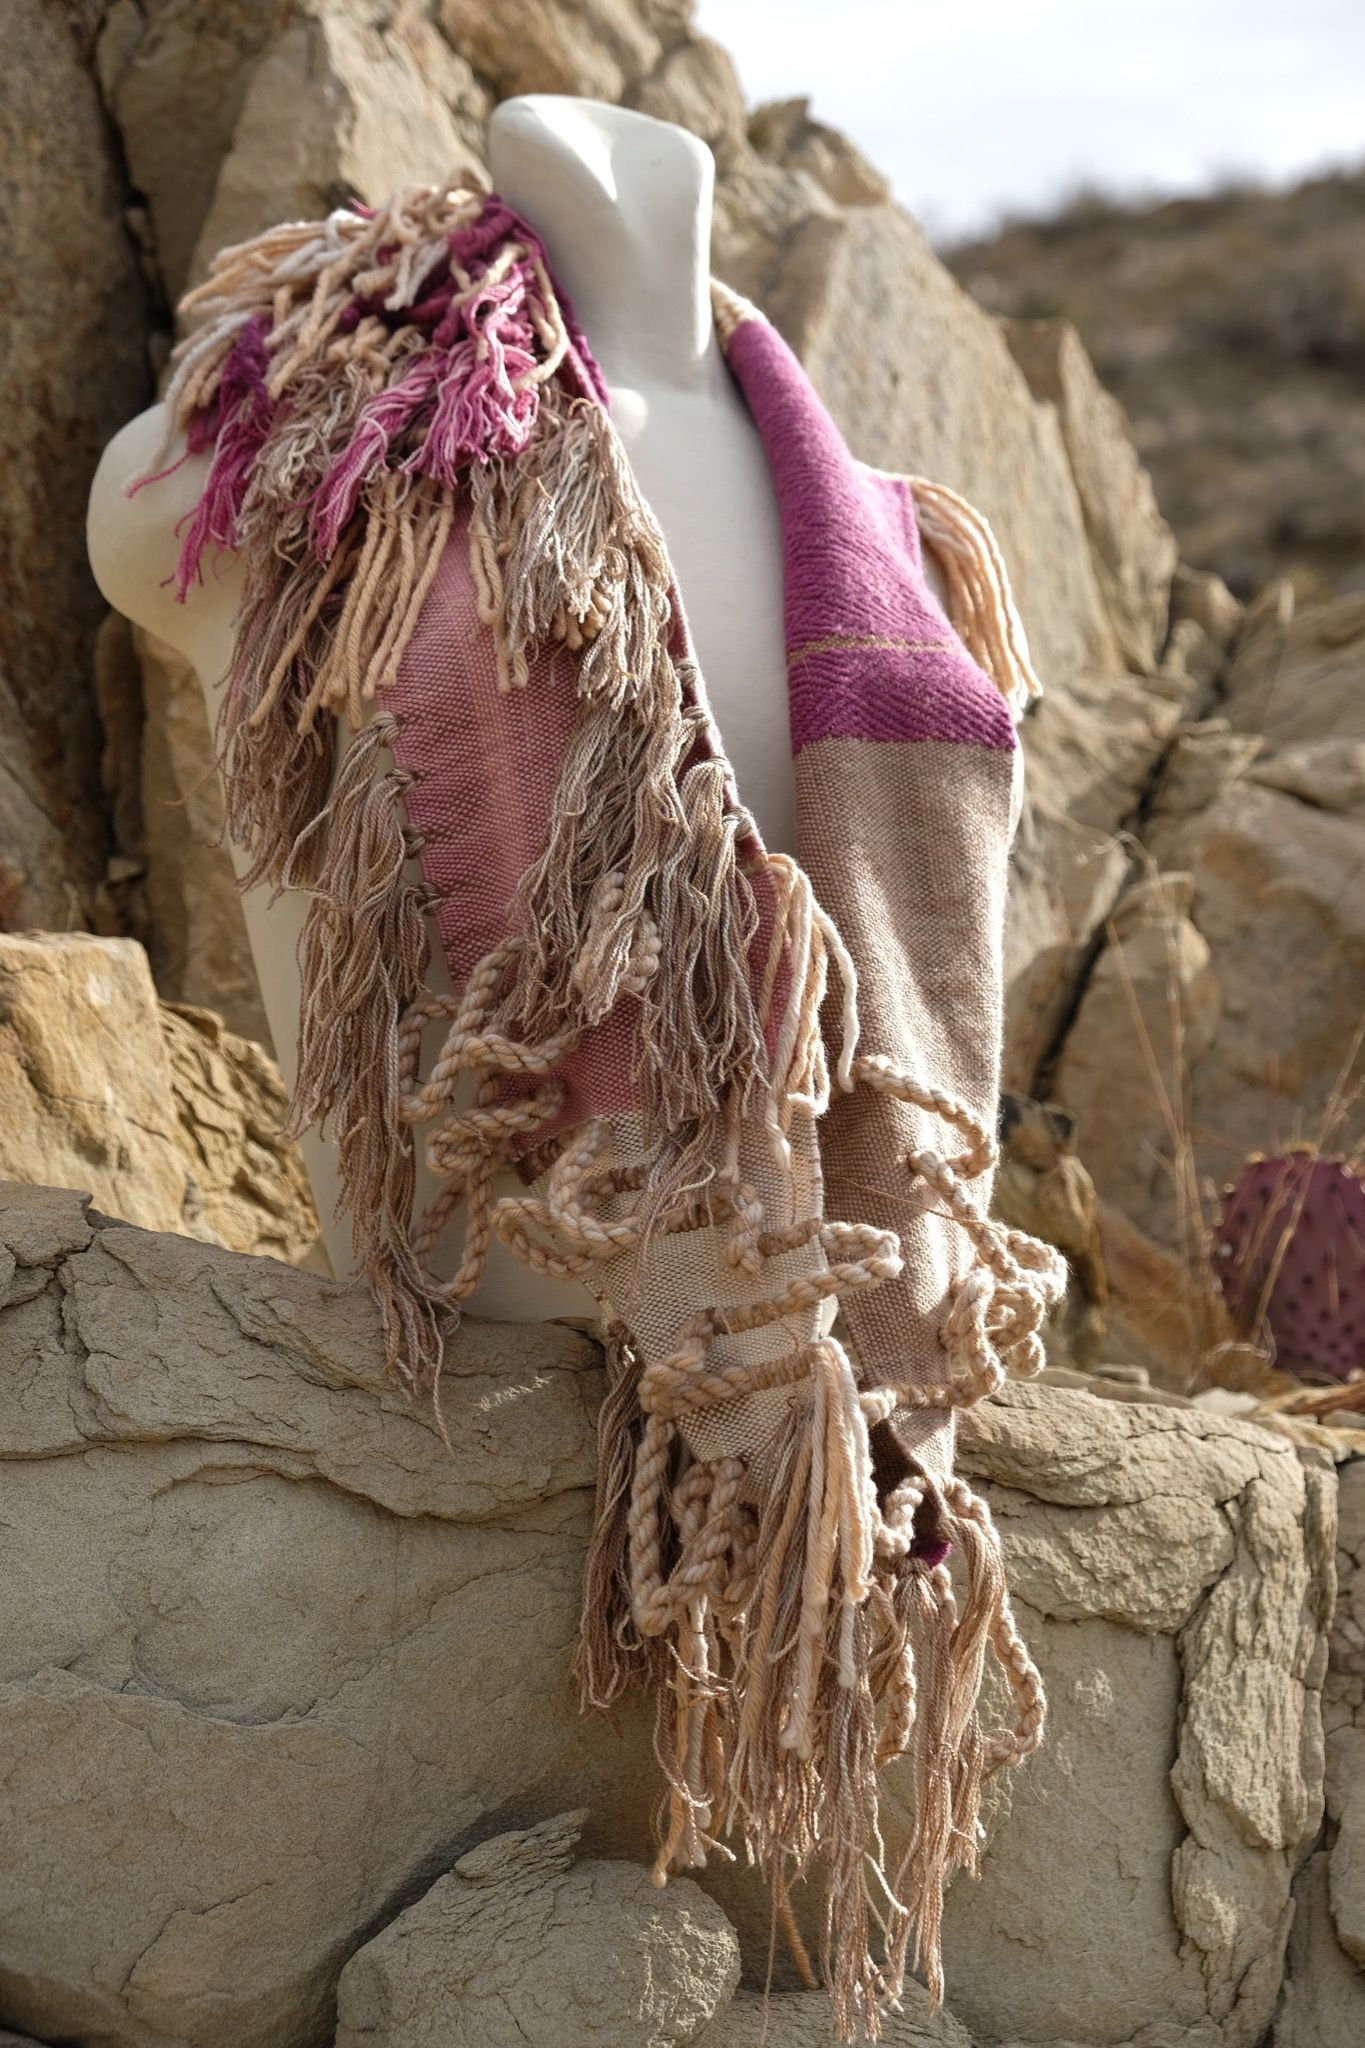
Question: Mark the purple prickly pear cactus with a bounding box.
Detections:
[1214,1150,1365,1382]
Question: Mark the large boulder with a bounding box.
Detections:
[1005,317,1178,676]
[947,1386,1335,2048]
[1051,872,1221,1244]
[0,931,316,1260]
[134,628,268,1046]
[0,0,150,928]
[334,1811,739,2048]
[0,931,215,1239]
[0,1184,614,2048]
[0,1187,1337,2048]
[1275,1452,1365,2043]
[1145,741,1365,1209]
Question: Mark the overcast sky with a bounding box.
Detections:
[695,0,1365,241]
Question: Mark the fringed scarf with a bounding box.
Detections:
[140,178,1067,2041]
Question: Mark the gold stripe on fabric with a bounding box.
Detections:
[787,632,954,668]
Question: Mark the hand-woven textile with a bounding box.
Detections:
[140,180,1066,2040]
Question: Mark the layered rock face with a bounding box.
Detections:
[0,930,319,1264]
[0,1184,1344,2048]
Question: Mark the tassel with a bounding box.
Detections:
[284,715,446,1393]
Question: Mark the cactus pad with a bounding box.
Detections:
[1214,1151,1365,1382]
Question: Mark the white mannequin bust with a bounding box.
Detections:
[86,96,791,1317]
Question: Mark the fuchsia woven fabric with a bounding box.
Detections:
[724,316,1017,755]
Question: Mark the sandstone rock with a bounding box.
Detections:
[945,1383,1335,2048]
[1151,720,1265,820]
[0,1185,612,2048]
[1326,1457,1365,1973]
[160,1002,320,1267]
[1273,1852,1365,2048]
[0,1191,1337,2048]
[1002,798,1128,1092]
[439,0,661,103]
[108,2,489,304]
[0,932,212,1239]
[188,9,488,289]
[1223,585,1365,754]
[1052,873,1221,1244]
[1005,317,1178,675]
[747,100,889,210]
[1164,562,1244,690]
[334,1812,739,2047]
[697,1983,973,2047]
[1021,667,1185,834]
[1250,736,1365,814]
[630,34,748,159]
[134,628,267,1045]
[105,0,292,304]
[1147,777,1365,1202]
[0,928,314,1261]
[0,0,149,926]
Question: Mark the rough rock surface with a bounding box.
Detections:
[1146,743,1365,1209]
[696,1984,973,2047]
[0,930,316,1260]
[1002,798,1128,1092]
[0,1188,1337,2048]
[0,932,214,1239]
[0,0,149,927]
[186,8,488,290]
[1051,874,1221,1243]
[0,1184,610,2048]
[1224,587,1365,752]
[160,1002,320,1266]
[1021,668,1190,835]
[1273,1851,1365,2048]
[1324,1458,1365,1965]
[1006,317,1178,675]
[334,1811,739,2048]
[944,1383,1335,2048]
[134,629,269,1047]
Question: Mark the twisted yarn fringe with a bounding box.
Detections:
[151,185,1066,2042]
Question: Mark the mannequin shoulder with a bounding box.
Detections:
[87,402,210,642]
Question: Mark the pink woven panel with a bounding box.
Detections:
[385,506,637,1142]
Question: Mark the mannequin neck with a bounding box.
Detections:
[487,95,719,395]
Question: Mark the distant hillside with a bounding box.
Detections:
[946,167,1365,601]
